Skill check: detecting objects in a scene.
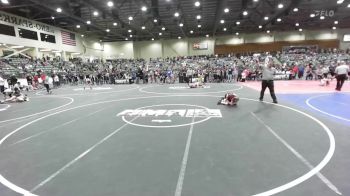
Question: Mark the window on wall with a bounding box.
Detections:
[40,33,56,43]
[18,28,38,40]
[0,23,16,36]
[344,35,350,42]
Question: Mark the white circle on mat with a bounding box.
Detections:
[0,95,335,196]
[306,94,350,122]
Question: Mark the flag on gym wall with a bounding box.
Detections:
[61,31,76,46]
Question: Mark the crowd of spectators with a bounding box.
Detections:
[1,49,349,92]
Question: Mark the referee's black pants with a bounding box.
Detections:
[260,80,277,102]
[336,74,347,91]
[44,84,50,93]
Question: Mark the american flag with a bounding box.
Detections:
[61,31,76,46]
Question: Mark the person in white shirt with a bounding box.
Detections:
[53,75,60,88]
[334,62,349,91]
[84,75,92,90]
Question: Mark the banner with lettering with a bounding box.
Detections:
[0,11,55,34]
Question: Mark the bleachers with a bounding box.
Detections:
[5,58,59,75]
[0,61,20,76]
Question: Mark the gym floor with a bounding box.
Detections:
[0,81,349,196]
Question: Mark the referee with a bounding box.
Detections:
[259,62,278,104]
[335,61,349,91]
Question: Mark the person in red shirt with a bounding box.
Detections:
[33,75,39,89]
[292,64,299,79]
[41,73,46,82]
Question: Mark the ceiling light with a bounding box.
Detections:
[81,34,84,37]
[337,0,344,4]
[130,35,133,38]
[320,16,325,20]
[236,32,239,35]
[278,3,284,9]
[223,28,227,31]
[128,29,132,33]
[76,25,80,28]
[128,16,133,21]
[1,0,9,4]
[51,16,55,20]
[253,0,259,2]
[195,1,200,7]
[258,25,262,29]
[236,21,241,25]
[151,38,155,41]
[154,19,158,23]
[266,30,270,33]
[179,23,184,27]
[220,19,225,24]
[277,18,282,22]
[196,15,201,20]
[178,36,181,39]
[206,34,209,37]
[198,24,202,28]
[93,11,98,16]
[141,6,147,11]
[107,1,113,7]
[159,32,162,36]
[310,13,315,18]
[125,38,128,41]
[348,3,350,7]
[10,45,24,49]
[264,16,269,20]
[334,21,338,24]
[332,26,337,30]
[224,8,229,13]
[56,8,62,13]
[86,20,91,24]
[174,12,179,17]
[106,29,110,32]
[113,22,117,26]
[299,28,303,32]
[243,11,248,16]
[295,23,299,26]
[40,49,52,52]
[162,27,166,30]
[190,30,194,34]
[141,26,146,30]
[293,8,298,12]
